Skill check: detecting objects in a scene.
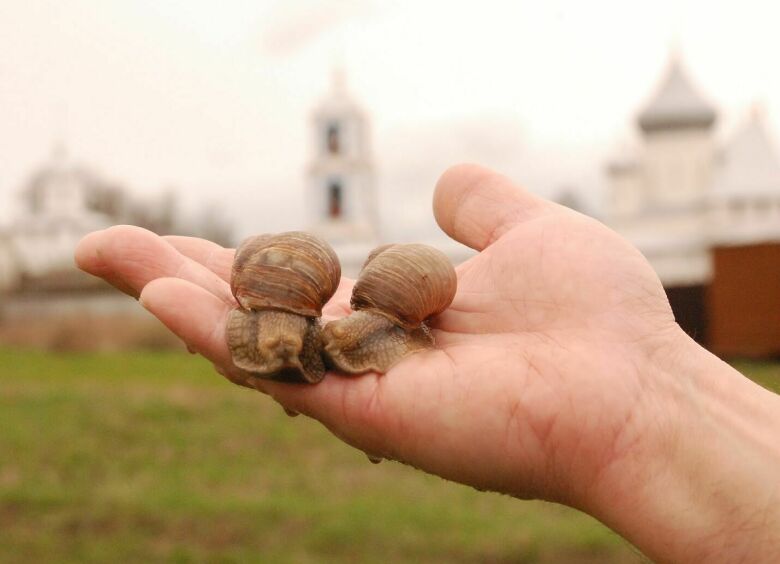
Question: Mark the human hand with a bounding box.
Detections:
[76,164,780,562]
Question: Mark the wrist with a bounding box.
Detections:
[587,330,780,562]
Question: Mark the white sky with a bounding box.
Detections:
[2,0,780,241]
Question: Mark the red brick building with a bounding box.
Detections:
[708,243,780,358]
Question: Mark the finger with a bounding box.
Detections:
[75,230,142,298]
[164,236,235,283]
[78,225,234,303]
[433,163,559,251]
[139,277,253,388]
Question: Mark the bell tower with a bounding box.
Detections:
[307,70,378,246]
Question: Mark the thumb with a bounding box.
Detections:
[433,164,558,251]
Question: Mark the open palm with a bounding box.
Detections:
[76,164,683,510]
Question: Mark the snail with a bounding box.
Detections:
[322,243,457,374]
[226,231,341,383]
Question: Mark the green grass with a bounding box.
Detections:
[4,349,776,563]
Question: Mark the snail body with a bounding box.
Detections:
[322,243,457,374]
[227,232,340,383]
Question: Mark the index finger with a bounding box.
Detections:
[76,225,233,303]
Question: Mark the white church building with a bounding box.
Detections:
[306,71,380,276]
[606,56,780,355]
[0,145,115,293]
[306,72,473,276]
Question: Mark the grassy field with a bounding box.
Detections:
[0,349,777,563]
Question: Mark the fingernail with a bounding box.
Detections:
[283,407,300,417]
[366,454,383,464]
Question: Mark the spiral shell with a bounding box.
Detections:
[231,231,341,317]
[350,243,457,329]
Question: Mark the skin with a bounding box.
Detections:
[75,164,780,563]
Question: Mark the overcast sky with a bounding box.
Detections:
[2,0,780,241]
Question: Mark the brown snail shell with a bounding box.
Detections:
[227,232,341,383]
[323,243,456,374]
[231,231,340,318]
[351,244,457,329]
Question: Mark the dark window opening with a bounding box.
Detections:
[326,123,340,154]
[328,182,342,218]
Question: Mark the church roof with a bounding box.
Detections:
[713,107,780,197]
[638,59,717,132]
[21,144,89,208]
[19,144,127,221]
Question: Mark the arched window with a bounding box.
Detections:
[328,180,342,218]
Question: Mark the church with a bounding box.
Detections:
[606,57,780,357]
[305,71,473,276]
[0,144,187,295]
[305,71,380,277]
[0,144,117,293]
[0,145,204,350]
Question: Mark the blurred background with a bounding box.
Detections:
[1,1,779,562]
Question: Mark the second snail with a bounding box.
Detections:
[226,232,457,383]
